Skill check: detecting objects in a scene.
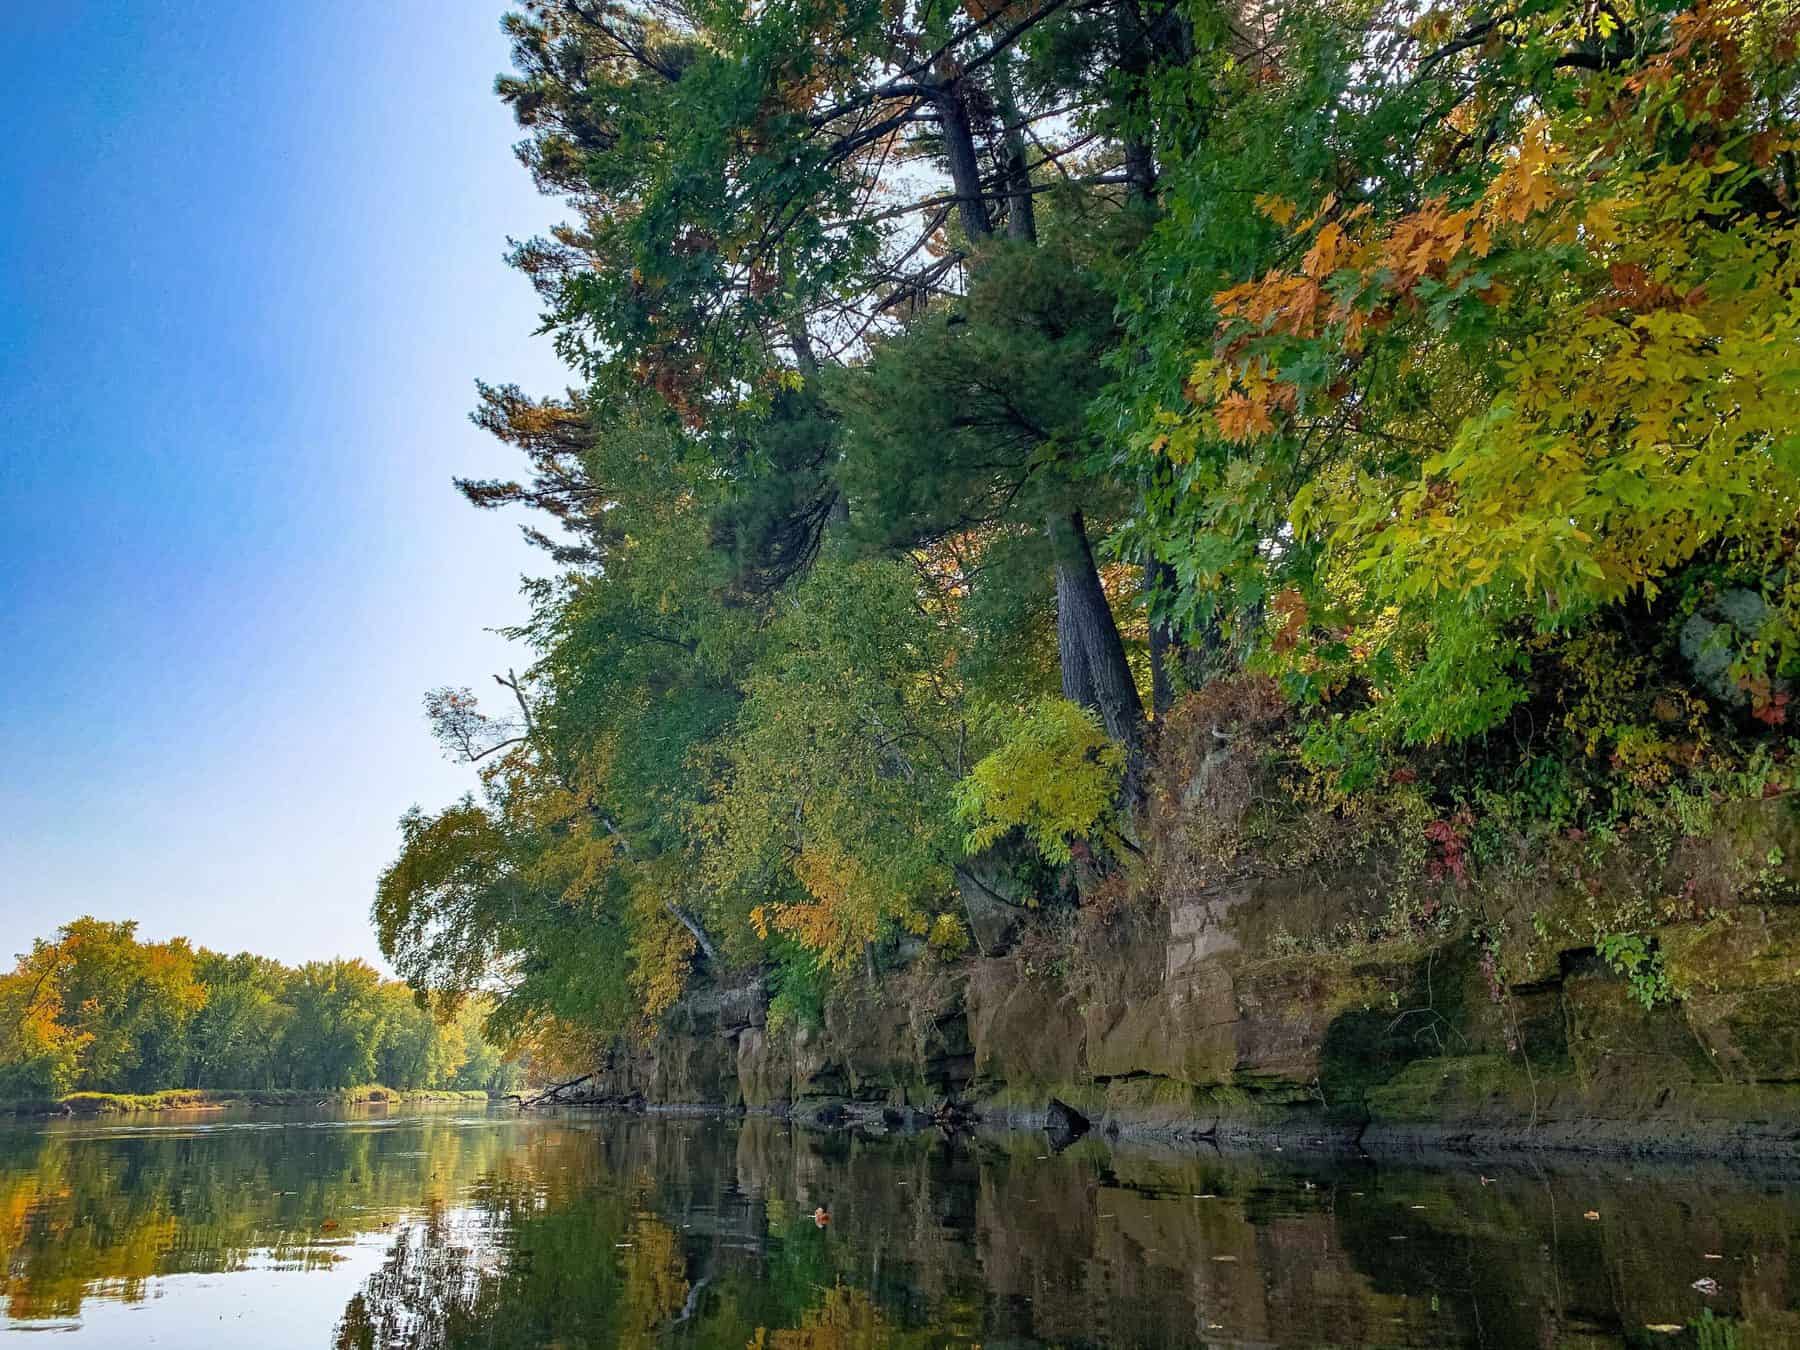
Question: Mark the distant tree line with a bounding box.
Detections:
[0,917,521,1101]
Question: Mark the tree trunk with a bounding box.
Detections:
[1057,561,1097,708]
[930,78,993,242]
[1048,511,1145,770]
[991,51,1037,242]
[1116,0,1158,204]
[665,902,719,964]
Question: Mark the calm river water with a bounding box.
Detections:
[1,1105,1795,1347]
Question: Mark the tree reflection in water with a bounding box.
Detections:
[4,1109,1798,1347]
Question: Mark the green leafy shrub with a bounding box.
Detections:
[926,914,971,960]
[764,937,827,1036]
[1597,933,1673,1010]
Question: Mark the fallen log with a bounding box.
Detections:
[520,1071,595,1108]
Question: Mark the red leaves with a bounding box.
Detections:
[1424,811,1473,886]
[1751,689,1790,728]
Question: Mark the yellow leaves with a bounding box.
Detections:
[1254,193,1298,228]
[955,699,1124,865]
[926,913,971,958]
[1301,221,1350,279]
[793,842,869,917]
[1187,356,1229,400]
[1481,120,1565,226]
[1315,207,1800,617]
[1295,191,1338,235]
[626,875,697,1018]
[763,1283,893,1348]
[619,1215,690,1339]
[1580,193,1631,244]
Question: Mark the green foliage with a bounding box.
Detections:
[705,556,967,968]
[373,0,1800,1051]
[1597,933,1674,1010]
[763,936,828,1036]
[831,242,1124,550]
[956,699,1125,864]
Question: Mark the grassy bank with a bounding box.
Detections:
[2,1086,496,1117]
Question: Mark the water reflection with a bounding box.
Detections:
[1,1106,1796,1347]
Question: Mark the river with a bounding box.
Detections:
[0,1105,1794,1346]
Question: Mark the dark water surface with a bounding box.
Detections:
[1,1106,1796,1347]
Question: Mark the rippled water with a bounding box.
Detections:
[1,1105,1796,1347]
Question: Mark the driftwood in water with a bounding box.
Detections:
[516,1073,647,1112]
[519,1072,594,1108]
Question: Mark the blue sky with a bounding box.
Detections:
[0,2,568,964]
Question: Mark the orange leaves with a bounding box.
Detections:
[1215,390,1276,442]
[1378,198,1486,288]
[1215,272,1327,338]
[1588,263,1708,316]
[1660,0,1755,121]
[1196,357,1295,444]
[1199,116,1572,450]
[1202,182,1515,444]
[1271,589,1308,653]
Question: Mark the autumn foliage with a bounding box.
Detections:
[374,0,1800,1045]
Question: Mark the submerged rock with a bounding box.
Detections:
[1045,1097,1090,1151]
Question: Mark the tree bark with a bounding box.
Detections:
[930,77,992,241]
[1057,559,1097,708]
[990,51,1037,242]
[1048,511,1145,767]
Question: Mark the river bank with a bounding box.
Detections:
[565,797,1800,1162]
[1,1086,495,1117]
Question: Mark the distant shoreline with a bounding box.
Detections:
[1,1087,497,1117]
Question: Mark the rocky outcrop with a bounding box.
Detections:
[597,799,1800,1156]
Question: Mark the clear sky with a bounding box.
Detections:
[0,3,569,965]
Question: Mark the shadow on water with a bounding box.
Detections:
[1,1106,1797,1346]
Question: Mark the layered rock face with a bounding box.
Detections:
[595,801,1800,1155]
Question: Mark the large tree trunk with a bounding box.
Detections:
[1057,563,1097,708]
[930,78,992,242]
[1049,511,1145,770]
